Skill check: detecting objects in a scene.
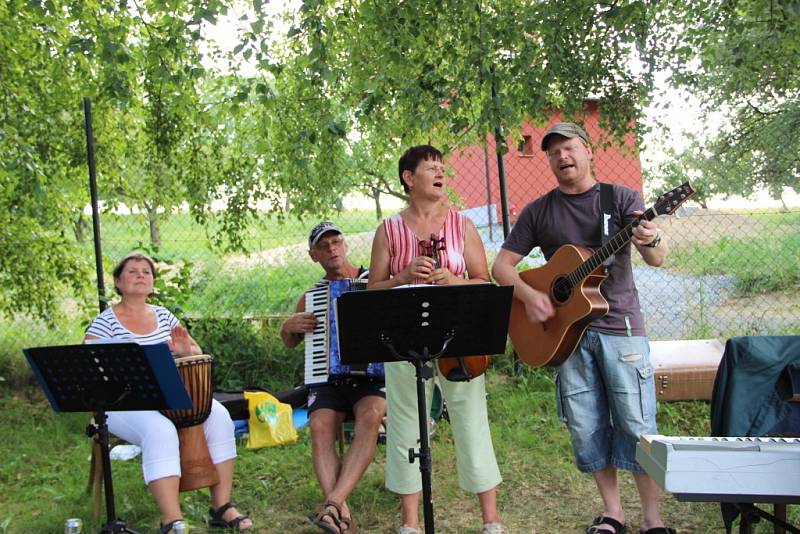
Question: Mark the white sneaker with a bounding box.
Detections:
[399,526,421,534]
[482,523,508,534]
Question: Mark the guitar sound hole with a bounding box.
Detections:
[552,276,572,305]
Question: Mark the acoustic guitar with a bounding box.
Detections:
[508,182,695,368]
[418,234,491,381]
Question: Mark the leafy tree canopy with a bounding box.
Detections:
[653,0,799,201]
[4,0,796,321]
[246,0,667,187]
[0,0,233,318]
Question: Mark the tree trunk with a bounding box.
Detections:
[372,187,382,220]
[146,205,161,247]
[74,214,90,243]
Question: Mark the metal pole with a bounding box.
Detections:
[489,67,521,374]
[490,66,511,238]
[413,358,435,534]
[482,143,494,242]
[83,97,107,312]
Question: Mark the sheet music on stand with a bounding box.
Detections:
[335,283,512,364]
[25,342,191,413]
[23,342,191,533]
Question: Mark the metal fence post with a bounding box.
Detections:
[84,97,106,313]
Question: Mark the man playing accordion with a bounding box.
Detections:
[280,221,387,534]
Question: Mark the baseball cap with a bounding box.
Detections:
[540,122,591,151]
[308,221,342,249]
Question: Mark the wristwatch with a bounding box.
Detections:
[644,231,661,248]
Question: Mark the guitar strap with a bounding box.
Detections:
[599,182,616,272]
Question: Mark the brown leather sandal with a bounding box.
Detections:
[308,500,344,534]
[340,513,358,534]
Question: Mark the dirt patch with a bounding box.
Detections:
[658,209,768,247]
[721,291,800,323]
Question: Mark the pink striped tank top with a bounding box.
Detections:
[383,209,467,283]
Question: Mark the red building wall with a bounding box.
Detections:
[446,101,642,224]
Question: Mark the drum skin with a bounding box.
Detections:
[161,354,214,427]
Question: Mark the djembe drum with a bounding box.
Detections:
[160,354,220,492]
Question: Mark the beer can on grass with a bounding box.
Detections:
[172,520,188,534]
[64,518,83,534]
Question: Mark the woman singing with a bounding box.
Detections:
[368,146,507,534]
[84,252,253,533]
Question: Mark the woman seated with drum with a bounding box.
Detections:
[84,252,253,533]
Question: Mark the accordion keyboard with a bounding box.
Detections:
[304,286,329,385]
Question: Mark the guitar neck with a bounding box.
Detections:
[564,181,694,288]
[569,206,658,283]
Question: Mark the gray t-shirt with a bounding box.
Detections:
[501,182,646,336]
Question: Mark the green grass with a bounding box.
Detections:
[86,210,393,262]
[668,233,800,295]
[0,312,91,389]
[663,208,800,296]
[186,260,324,317]
[3,366,789,533]
[732,208,800,226]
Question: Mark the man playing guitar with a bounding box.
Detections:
[492,123,676,534]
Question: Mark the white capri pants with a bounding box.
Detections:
[107,399,236,484]
[384,360,502,494]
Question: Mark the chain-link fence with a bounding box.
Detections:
[2,116,798,389]
[97,166,800,344]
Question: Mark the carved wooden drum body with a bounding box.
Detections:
[161,354,219,492]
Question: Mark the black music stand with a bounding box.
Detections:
[24,342,191,534]
[336,284,512,534]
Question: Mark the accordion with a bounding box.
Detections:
[304,277,384,385]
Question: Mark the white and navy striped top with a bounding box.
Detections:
[85,305,179,345]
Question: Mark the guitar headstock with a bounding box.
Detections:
[652,182,695,216]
